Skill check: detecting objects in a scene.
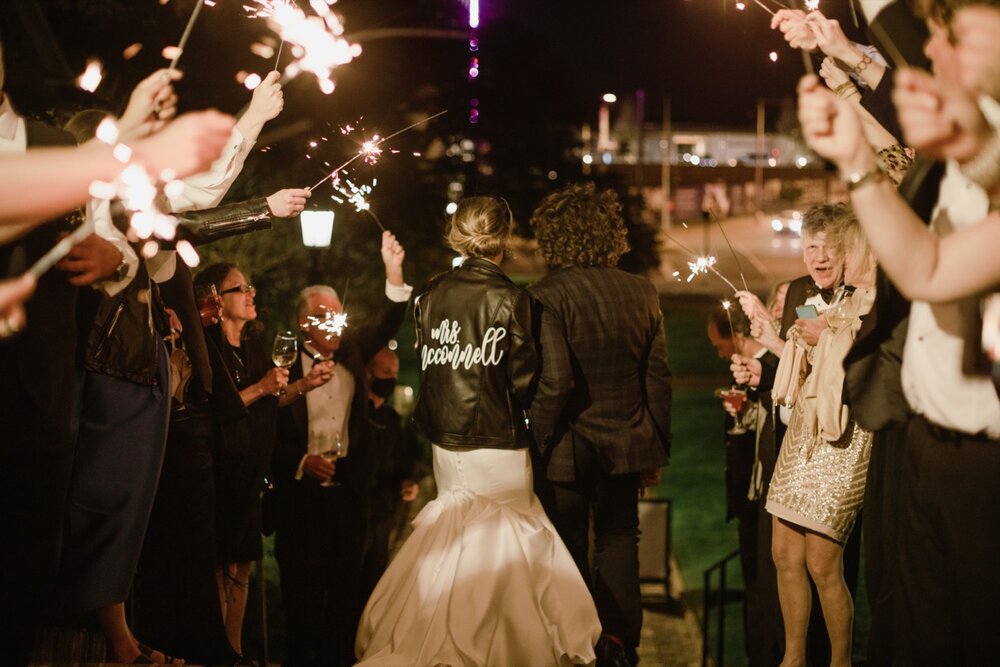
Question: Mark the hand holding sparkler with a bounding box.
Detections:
[819,57,854,97]
[118,69,183,140]
[381,230,406,287]
[133,110,235,179]
[771,9,815,50]
[54,234,126,287]
[797,75,874,174]
[806,12,862,65]
[893,67,993,163]
[266,188,311,218]
[0,275,36,338]
[730,354,762,387]
[237,71,285,142]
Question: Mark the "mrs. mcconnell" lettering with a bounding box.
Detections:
[421,318,507,370]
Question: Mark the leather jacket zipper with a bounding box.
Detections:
[94,301,125,359]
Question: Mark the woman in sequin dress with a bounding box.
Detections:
[766,213,876,667]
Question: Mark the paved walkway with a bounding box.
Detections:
[637,555,703,667]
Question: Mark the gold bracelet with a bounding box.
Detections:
[852,53,873,75]
[832,81,854,96]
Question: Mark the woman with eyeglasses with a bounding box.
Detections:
[194,262,288,658]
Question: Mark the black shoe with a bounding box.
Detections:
[595,634,633,667]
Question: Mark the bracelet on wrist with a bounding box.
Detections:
[832,81,855,96]
[842,165,887,192]
[960,130,1000,194]
[851,53,873,76]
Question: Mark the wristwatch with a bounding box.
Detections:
[110,255,130,282]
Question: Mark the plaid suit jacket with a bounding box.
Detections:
[528,266,671,482]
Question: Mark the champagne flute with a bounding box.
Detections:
[271,331,298,396]
[319,436,344,487]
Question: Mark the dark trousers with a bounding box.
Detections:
[275,484,368,667]
[894,416,1000,666]
[58,345,170,613]
[861,425,905,667]
[535,441,642,662]
[132,403,239,664]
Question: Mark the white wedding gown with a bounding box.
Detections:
[356,445,602,666]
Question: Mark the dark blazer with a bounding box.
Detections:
[272,295,408,497]
[528,266,671,481]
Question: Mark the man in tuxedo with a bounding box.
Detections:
[528,183,671,667]
[271,231,410,667]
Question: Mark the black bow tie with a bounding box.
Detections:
[807,283,836,303]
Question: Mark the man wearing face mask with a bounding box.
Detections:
[361,346,421,598]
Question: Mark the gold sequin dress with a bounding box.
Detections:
[766,287,876,543]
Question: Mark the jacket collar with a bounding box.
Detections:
[460,256,511,281]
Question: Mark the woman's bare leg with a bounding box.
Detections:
[805,532,853,667]
[772,517,810,667]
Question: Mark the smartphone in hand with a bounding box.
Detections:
[795,304,819,319]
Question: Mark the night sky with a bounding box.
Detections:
[2,0,866,129]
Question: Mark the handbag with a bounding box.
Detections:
[167,335,194,413]
[772,329,808,409]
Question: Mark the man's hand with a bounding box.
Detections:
[798,74,875,175]
[302,360,335,390]
[730,354,762,387]
[893,67,992,163]
[267,188,311,218]
[118,68,182,140]
[238,71,284,141]
[639,468,662,490]
[302,454,336,483]
[134,110,234,179]
[56,234,123,286]
[381,230,405,286]
[0,274,36,337]
[164,307,183,343]
[257,367,289,395]
[795,315,828,346]
[771,9,816,50]
[400,480,419,502]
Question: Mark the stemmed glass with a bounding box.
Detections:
[825,289,853,329]
[721,386,749,435]
[319,435,345,487]
[271,331,298,396]
[194,284,222,326]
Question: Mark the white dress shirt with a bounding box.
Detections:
[150,126,256,284]
[900,101,1000,437]
[88,198,138,297]
[294,281,413,479]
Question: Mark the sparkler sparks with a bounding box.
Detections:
[246,0,361,94]
[302,305,349,340]
[77,58,103,92]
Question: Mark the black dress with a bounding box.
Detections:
[211,327,278,563]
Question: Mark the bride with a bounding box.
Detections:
[356,196,601,666]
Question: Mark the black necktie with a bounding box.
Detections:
[807,283,836,303]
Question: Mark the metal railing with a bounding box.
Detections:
[701,548,742,667]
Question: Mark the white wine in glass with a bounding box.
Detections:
[271,331,298,395]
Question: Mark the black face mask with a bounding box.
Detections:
[370,377,397,399]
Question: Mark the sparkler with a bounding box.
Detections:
[167,0,207,71]
[246,0,361,94]
[307,110,447,192]
[664,232,740,294]
[77,58,104,93]
[302,304,349,340]
[713,219,750,291]
[722,299,736,340]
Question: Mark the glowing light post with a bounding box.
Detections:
[468,0,481,124]
[300,210,335,282]
[598,93,617,164]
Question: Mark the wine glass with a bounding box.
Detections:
[271,331,298,396]
[825,289,853,329]
[194,284,222,327]
[319,436,345,487]
[720,386,749,435]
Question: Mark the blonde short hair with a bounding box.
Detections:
[446,196,513,258]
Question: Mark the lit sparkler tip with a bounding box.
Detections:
[77,58,104,93]
[303,305,349,339]
[722,299,732,310]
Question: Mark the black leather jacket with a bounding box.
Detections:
[412,257,537,449]
[83,198,273,385]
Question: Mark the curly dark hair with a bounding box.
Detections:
[194,262,237,292]
[530,182,630,268]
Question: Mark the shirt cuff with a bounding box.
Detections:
[385,280,413,303]
[294,453,309,481]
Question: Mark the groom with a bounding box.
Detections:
[527,183,672,666]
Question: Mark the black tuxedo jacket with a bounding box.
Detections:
[272,295,408,498]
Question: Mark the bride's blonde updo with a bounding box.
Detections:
[446,196,513,259]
